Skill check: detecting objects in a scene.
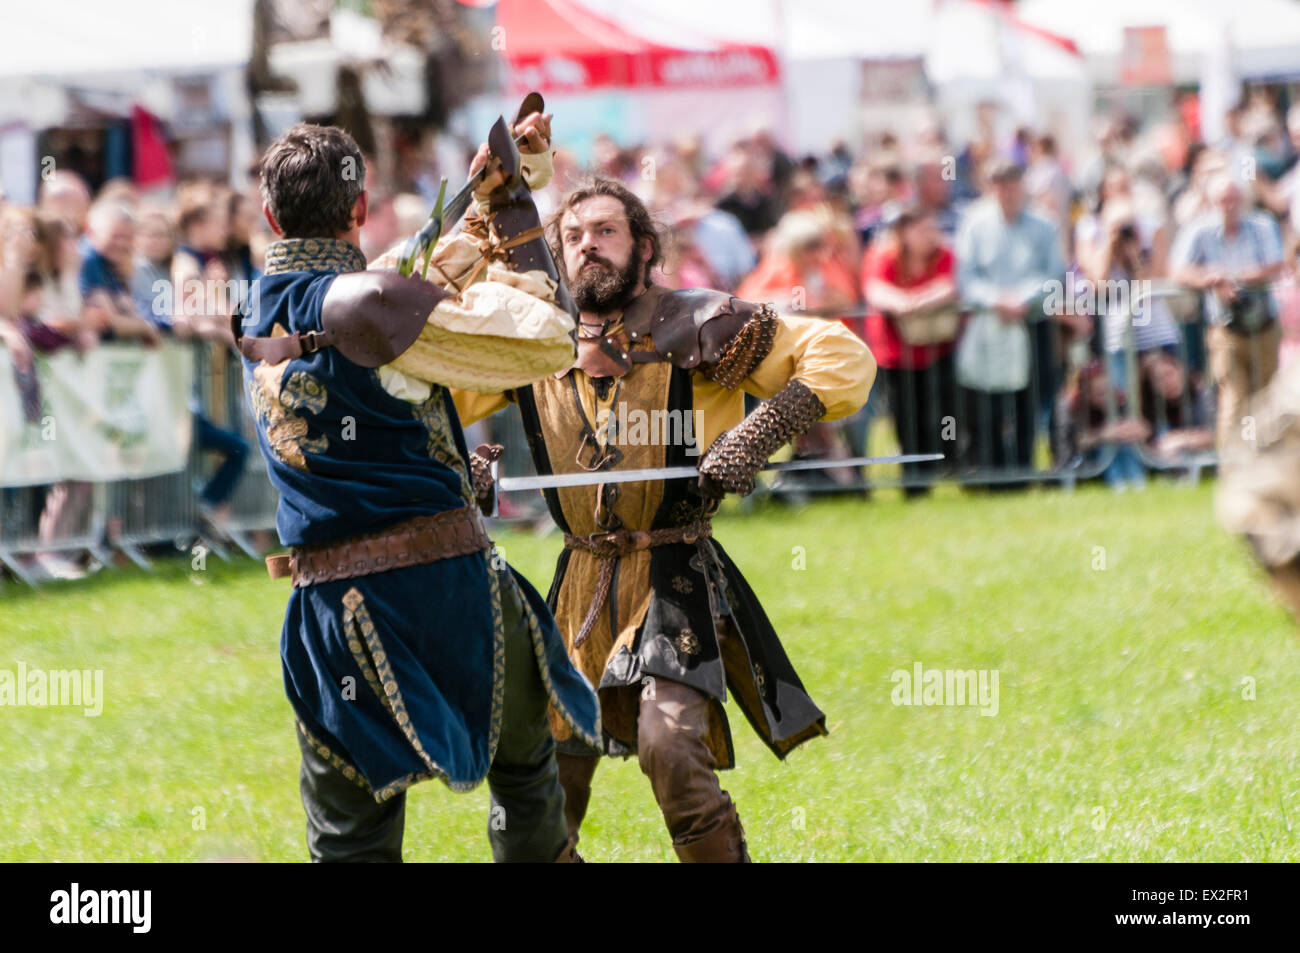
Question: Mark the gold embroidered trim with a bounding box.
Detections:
[247,364,330,470]
[263,237,367,276]
[341,586,469,799]
[482,554,510,767]
[297,721,369,791]
[411,391,474,503]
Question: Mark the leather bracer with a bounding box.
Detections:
[480,117,579,331]
[698,380,826,498]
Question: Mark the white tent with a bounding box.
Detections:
[565,0,932,152]
[0,0,254,124]
[1019,0,1300,141]
[0,0,255,199]
[925,0,1091,158]
[1018,0,1300,80]
[0,0,253,81]
[569,0,931,60]
[561,0,1090,154]
[0,0,427,199]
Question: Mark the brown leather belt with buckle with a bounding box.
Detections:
[265,506,491,588]
[562,520,712,648]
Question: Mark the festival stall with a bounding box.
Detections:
[483,0,783,161]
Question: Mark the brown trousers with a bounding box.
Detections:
[1209,323,1281,450]
[556,676,750,862]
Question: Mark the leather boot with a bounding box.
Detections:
[672,797,751,863]
[555,752,599,840]
[553,832,585,863]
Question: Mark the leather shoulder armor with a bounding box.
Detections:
[319,270,449,368]
[236,270,449,368]
[622,287,778,386]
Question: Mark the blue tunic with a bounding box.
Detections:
[241,239,600,801]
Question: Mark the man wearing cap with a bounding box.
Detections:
[238,114,599,862]
[453,175,876,862]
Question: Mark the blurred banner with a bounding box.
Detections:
[0,343,193,487]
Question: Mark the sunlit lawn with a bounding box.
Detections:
[1,480,1296,861]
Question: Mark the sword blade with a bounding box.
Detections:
[497,453,944,492]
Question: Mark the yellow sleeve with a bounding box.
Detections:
[451,389,512,425]
[739,314,876,421]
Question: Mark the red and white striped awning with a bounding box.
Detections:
[492,0,780,93]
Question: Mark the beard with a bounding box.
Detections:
[569,252,641,315]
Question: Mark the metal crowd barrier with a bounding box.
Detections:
[4,281,1288,584]
[103,341,274,569]
[0,483,112,586]
[0,339,281,587]
[760,304,1116,497]
[750,279,1287,496]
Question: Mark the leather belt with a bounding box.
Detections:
[266,506,491,588]
[563,520,711,649]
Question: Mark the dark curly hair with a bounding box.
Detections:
[545,175,663,286]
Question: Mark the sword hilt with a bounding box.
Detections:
[396,92,547,278]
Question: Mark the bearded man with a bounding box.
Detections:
[453,176,876,861]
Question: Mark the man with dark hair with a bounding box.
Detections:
[238,118,599,862]
[543,176,663,302]
[455,175,876,861]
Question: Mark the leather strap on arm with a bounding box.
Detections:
[234,271,450,368]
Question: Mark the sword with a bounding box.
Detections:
[497,453,944,493]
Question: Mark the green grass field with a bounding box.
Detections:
[1,481,1296,862]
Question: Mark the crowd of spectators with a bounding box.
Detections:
[431,92,1297,495]
[6,90,1300,570]
[0,171,252,578]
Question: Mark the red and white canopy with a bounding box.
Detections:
[494,0,780,93]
